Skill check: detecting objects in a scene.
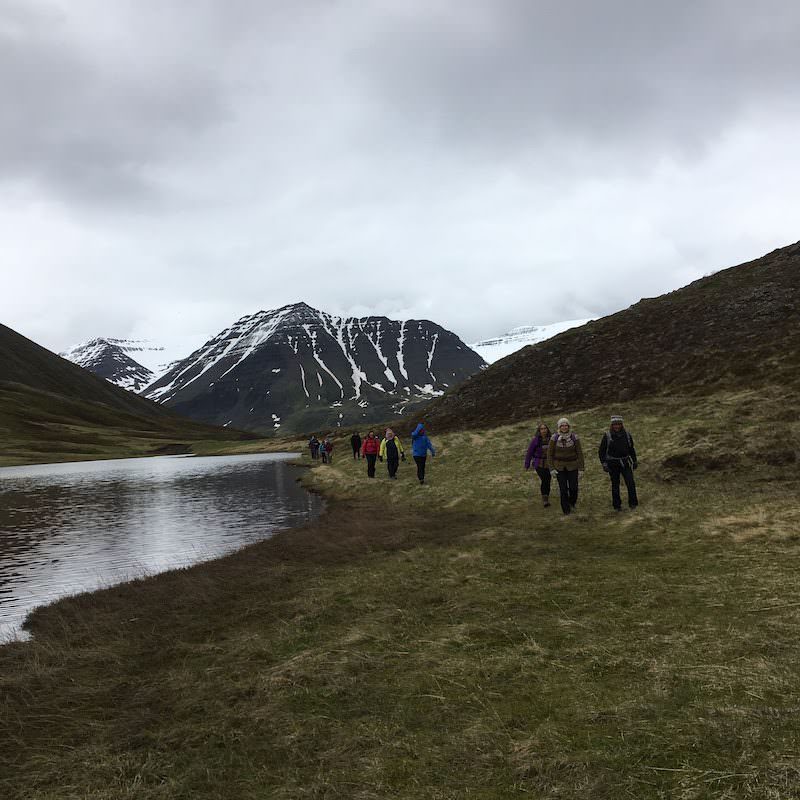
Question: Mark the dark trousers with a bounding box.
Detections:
[414,455,427,483]
[535,466,551,496]
[321,451,327,464]
[387,454,399,478]
[352,446,360,460]
[556,469,579,514]
[608,461,638,509]
[366,454,377,477]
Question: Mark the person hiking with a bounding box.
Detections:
[547,417,585,515]
[379,428,405,480]
[322,437,334,464]
[410,422,436,485]
[598,415,639,511]
[361,430,380,478]
[524,422,552,507]
[309,435,320,460]
[350,432,362,460]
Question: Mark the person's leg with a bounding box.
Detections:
[367,454,376,477]
[536,467,551,505]
[568,470,579,507]
[622,464,638,507]
[414,455,427,483]
[556,471,571,514]
[608,462,622,509]
[388,455,398,478]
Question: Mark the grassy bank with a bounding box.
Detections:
[2,387,799,798]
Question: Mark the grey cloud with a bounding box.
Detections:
[351,1,800,166]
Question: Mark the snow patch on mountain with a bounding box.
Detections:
[471,319,592,364]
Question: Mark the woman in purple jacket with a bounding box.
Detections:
[524,422,553,507]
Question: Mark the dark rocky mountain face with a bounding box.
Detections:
[143,303,486,433]
[425,240,800,432]
[60,338,155,392]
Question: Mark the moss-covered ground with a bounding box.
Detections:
[2,387,799,798]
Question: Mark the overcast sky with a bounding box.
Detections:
[2,0,799,357]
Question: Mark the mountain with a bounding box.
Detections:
[143,302,486,433]
[425,240,800,432]
[471,319,592,364]
[60,338,157,392]
[0,323,253,466]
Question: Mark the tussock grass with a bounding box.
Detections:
[2,386,800,797]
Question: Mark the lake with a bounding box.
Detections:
[0,453,321,642]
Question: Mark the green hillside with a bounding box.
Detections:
[0,324,256,465]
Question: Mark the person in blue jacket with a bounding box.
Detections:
[411,422,436,485]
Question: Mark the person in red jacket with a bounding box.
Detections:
[361,430,380,478]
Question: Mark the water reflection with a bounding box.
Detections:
[0,454,321,641]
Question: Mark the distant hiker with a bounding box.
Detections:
[362,430,380,478]
[322,437,334,464]
[599,415,639,511]
[351,432,362,460]
[309,435,320,460]
[524,422,552,507]
[547,418,585,515]
[411,422,436,485]
[379,428,405,480]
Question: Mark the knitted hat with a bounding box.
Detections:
[557,417,570,428]
[610,415,624,425]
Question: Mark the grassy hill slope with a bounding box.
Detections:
[426,240,800,431]
[2,386,800,797]
[0,324,256,465]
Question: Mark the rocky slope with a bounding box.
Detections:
[143,303,486,433]
[425,240,800,431]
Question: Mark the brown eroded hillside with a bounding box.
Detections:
[426,240,800,431]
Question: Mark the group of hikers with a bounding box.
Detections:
[309,414,638,512]
[309,423,436,485]
[524,415,639,515]
[307,435,334,464]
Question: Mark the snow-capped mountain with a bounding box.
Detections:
[60,338,159,393]
[471,319,592,364]
[143,302,486,433]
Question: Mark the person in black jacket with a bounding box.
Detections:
[350,432,362,460]
[598,415,639,511]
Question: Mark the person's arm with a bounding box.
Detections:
[428,438,436,457]
[598,434,607,464]
[379,439,386,460]
[629,434,638,468]
[547,437,556,470]
[524,438,536,470]
[575,437,585,471]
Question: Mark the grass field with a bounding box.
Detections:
[2,386,799,798]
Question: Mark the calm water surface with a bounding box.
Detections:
[0,453,321,641]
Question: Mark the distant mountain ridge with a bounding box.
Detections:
[426,240,800,431]
[471,319,592,364]
[60,338,159,392]
[144,302,486,433]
